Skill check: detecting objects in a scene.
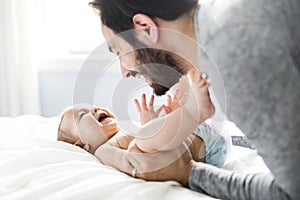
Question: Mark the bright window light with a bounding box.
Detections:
[38,0,104,59]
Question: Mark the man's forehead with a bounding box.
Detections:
[106,37,118,53]
[102,25,135,53]
[107,35,125,51]
[102,25,117,48]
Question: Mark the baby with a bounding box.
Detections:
[58,69,226,167]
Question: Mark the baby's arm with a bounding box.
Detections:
[134,69,214,153]
[107,132,134,150]
[94,132,135,172]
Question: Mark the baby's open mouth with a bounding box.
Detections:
[98,113,108,122]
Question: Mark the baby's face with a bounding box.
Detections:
[63,103,119,153]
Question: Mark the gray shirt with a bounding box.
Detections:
[189,0,300,199]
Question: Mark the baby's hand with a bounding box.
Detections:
[134,93,164,125]
[164,89,187,114]
[127,139,143,153]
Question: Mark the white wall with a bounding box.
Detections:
[38,57,164,122]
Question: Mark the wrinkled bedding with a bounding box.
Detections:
[0,115,269,200]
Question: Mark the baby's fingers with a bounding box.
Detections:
[141,93,148,111]
[148,95,155,111]
[134,98,142,113]
[155,105,165,115]
[179,92,188,106]
[174,89,180,99]
[172,90,180,104]
[166,94,172,106]
[163,106,172,114]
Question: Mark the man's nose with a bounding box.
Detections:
[120,64,132,78]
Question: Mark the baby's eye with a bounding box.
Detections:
[79,112,87,120]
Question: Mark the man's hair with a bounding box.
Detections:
[89,0,198,34]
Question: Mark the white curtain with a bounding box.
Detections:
[0,0,40,117]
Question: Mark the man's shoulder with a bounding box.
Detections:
[197,0,265,28]
[195,0,292,49]
[197,0,291,28]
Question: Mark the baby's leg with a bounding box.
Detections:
[134,70,214,153]
[185,69,214,123]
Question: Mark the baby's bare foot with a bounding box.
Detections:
[187,69,214,123]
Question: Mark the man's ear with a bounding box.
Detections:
[132,14,159,45]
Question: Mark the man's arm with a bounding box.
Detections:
[197,0,300,198]
[189,162,291,200]
[129,147,291,200]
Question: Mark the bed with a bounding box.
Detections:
[0,115,269,200]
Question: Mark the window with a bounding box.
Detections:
[38,0,104,61]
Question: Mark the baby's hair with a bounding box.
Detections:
[57,112,66,141]
[57,106,75,143]
[57,106,89,151]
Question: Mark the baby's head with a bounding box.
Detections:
[58,103,119,153]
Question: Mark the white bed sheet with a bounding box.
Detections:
[0,115,269,200]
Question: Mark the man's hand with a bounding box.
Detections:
[134,93,164,125]
[128,142,196,187]
[95,140,195,187]
[95,142,134,174]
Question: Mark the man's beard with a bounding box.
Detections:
[135,48,186,96]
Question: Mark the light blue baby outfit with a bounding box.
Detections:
[193,123,227,168]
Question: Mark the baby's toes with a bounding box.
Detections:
[187,69,195,80]
[198,77,207,87]
[187,69,200,84]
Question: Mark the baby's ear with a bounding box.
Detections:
[74,139,84,148]
[83,144,90,152]
[74,140,90,152]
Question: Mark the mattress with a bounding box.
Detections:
[0,115,269,200]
